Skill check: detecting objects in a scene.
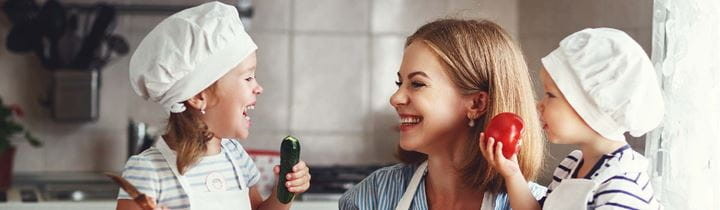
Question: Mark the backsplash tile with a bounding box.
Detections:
[291,35,370,133]
[250,32,291,133]
[371,0,448,34]
[294,0,369,32]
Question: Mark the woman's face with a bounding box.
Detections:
[204,52,263,139]
[390,41,470,153]
[538,68,595,144]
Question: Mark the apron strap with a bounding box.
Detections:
[156,137,195,199]
[395,161,428,210]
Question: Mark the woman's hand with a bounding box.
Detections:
[274,160,311,194]
[478,132,522,178]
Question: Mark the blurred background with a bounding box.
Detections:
[2,0,701,209]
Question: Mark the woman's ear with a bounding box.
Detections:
[466,91,489,120]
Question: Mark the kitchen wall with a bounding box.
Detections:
[0,0,519,172]
[518,0,653,184]
[1,0,655,186]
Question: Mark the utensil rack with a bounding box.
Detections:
[62,2,252,17]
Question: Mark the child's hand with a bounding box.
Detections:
[274,160,311,194]
[479,132,522,178]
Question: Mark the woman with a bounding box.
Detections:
[339,19,546,210]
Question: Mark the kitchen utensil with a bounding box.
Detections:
[105,173,157,210]
[74,4,117,70]
[51,70,99,122]
[127,120,147,159]
[4,0,41,53]
[105,34,129,55]
[57,13,82,67]
[2,0,39,24]
[36,0,66,69]
[5,22,43,53]
[91,34,129,69]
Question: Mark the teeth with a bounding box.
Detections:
[400,116,422,124]
[244,105,255,114]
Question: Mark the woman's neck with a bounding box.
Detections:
[424,137,484,209]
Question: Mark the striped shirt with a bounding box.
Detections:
[117,139,260,209]
[538,145,662,210]
[339,163,547,210]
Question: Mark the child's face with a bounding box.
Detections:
[204,52,263,139]
[390,41,471,153]
[538,68,596,144]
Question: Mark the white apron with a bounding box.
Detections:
[542,153,633,210]
[542,178,597,210]
[395,161,495,210]
[157,138,252,210]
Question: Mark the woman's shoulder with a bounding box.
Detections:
[365,163,417,184]
[339,163,417,209]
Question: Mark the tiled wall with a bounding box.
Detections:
[1,0,652,178]
[0,0,519,172]
[518,0,653,185]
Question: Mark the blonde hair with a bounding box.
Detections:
[396,19,544,193]
[164,84,218,175]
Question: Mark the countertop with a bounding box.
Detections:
[0,200,338,210]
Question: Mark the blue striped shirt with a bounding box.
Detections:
[339,163,547,210]
[117,139,260,209]
[539,145,662,209]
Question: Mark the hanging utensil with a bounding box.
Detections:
[36,0,67,69]
[1,0,39,24]
[57,13,82,67]
[3,0,41,53]
[73,3,116,70]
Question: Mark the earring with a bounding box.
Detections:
[468,118,475,127]
[200,103,206,115]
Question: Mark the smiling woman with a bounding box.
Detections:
[339,18,545,210]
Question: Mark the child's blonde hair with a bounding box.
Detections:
[396,18,544,193]
[164,84,219,175]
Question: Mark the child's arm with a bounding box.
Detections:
[479,133,541,210]
[251,160,311,210]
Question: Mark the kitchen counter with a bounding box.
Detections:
[0,200,338,210]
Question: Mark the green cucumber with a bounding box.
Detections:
[277,135,301,204]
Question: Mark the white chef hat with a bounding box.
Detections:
[541,28,664,141]
[129,1,257,113]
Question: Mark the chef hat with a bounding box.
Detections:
[541,28,664,141]
[129,1,257,113]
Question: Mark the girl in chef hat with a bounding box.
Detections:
[481,28,664,210]
[118,2,310,210]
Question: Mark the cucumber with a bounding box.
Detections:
[277,135,301,204]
